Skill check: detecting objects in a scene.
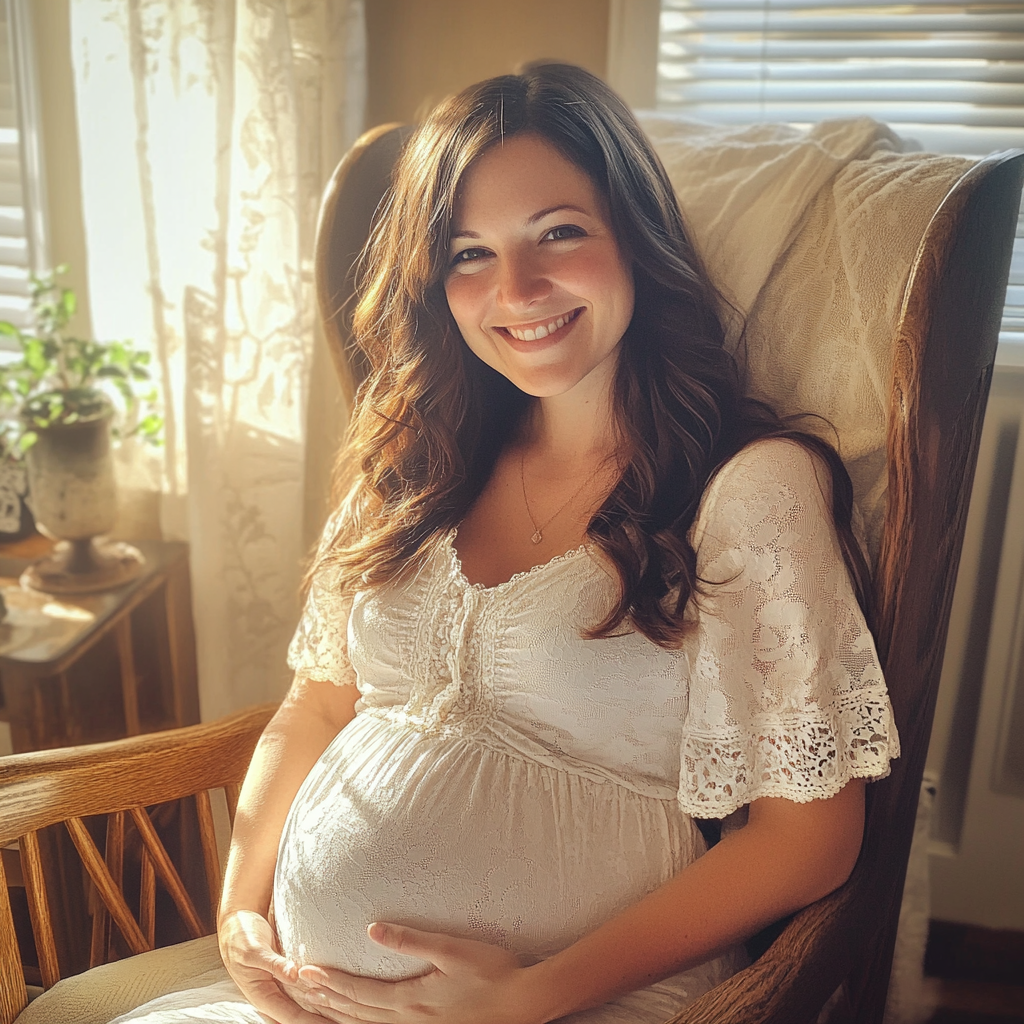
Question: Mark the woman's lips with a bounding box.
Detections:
[496,307,584,348]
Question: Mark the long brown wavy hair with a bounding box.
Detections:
[317,62,872,647]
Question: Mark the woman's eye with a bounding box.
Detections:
[449,247,490,267]
[544,224,585,241]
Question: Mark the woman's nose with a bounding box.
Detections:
[497,252,551,311]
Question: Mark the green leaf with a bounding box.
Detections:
[6,264,164,447]
[113,378,135,404]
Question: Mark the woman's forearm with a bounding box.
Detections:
[218,677,360,926]
[524,780,866,1023]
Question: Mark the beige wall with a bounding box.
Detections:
[367,0,611,126]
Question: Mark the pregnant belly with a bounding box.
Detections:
[272,712,698,980]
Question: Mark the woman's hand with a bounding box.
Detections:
[294,923,541,1024]
[216,677,361,1021]
[219,908,327,1024]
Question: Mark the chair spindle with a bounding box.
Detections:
[224,783,240,826]
[128,806,204,939]
[140,849,156,948]
[19,830,60,988]
[65,816,149,956]
[194,789,223,926]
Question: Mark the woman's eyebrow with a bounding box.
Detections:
[451,204,593,242]
[527,204,589,224]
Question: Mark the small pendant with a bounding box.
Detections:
[531,530,543,545]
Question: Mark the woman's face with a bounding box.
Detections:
[444,133,635,399]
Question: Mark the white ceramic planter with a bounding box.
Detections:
[25,409,117,541]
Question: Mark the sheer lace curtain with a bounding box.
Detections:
[69,0,366,719]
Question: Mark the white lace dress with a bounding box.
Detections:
[110,439,898,1024]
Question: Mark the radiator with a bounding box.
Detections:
[927,361,1024,930]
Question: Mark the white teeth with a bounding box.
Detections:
[507,309,578,341]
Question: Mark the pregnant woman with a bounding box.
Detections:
[112,62,897,1024]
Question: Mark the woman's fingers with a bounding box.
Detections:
[368,921,522,979]
[366,922,459,967]
[232,970,324,1024]
[298,986,397,1023]
[296,964,403,1012]
[219,909,322,1023]
[234,937,291,979]
[293,925,525,1023]
[240,974,327,1024]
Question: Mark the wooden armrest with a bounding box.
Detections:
[0,702,277,846]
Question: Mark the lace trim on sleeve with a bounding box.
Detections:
[679,689,897,817]
[286,513,356,687]
[679,439,899,819]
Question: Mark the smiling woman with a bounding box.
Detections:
[106,62,897,1024]
[445,135,634,402]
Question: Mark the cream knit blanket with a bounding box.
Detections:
[639,113,974,558]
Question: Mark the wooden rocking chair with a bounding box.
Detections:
[1,120,1020,1024]
[313,125,1024,1023]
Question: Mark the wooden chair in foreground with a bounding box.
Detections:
[0,124,1021,1024]
[0,704,274,1024]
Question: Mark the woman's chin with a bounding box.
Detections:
[500,356,612,399]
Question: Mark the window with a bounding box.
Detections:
[654,0,1024,350]
[0,0,48,339]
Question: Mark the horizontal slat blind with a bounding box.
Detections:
[657,0,1024,343]
[0,2,30,334]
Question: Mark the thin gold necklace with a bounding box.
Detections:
[520,450,595,545]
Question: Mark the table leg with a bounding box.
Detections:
[114,619,141,736]
[2,669,65,753]
[164,558,199,726]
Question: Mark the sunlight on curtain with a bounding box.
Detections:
[70,0,365,718]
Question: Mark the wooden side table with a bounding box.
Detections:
[0,537,202,978]
[0,538,200,753]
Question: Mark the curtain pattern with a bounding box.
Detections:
[71,0,365,718]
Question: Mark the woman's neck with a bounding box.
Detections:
[523,359,621,467]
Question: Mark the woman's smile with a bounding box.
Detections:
[445,133,634,398]
[497,306,584,345]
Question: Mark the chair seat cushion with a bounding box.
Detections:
[15,934,223,1024]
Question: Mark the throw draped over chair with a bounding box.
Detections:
[1,121,1021,1024]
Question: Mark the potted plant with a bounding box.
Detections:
[0,266,162,591]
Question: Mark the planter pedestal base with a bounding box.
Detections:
[21,538,145,594]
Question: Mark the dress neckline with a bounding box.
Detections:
[445,528,591,595]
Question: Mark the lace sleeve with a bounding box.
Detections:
[678,439,899,818]
[286,513,356,686]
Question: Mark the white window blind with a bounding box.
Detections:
[0,1,30,331]
[0,0,46,339]
[657,0,1024,344]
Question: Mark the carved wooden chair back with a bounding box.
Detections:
[314,124,1024,1024]
[0,703,274,1024]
